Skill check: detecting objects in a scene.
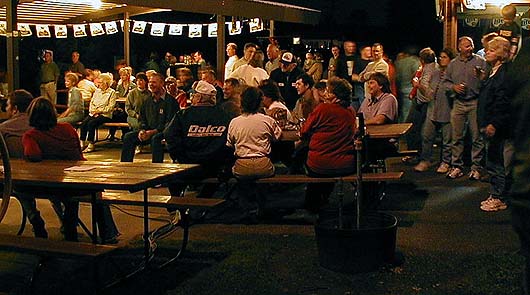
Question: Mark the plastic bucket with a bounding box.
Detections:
[314,212,398,273]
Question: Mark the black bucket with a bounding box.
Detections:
[314,212,398,274]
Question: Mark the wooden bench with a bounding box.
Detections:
[74,121,130,142]
[170,172,404,212]
[0,234,118,293]
[171,172,404,184]
[97,191,225,268]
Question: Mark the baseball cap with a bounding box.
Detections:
[193,80,217,96]
[280,52,295,64]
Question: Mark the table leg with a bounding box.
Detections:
[91,192,98,244]
[143,188,149,265]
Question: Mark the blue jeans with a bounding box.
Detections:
[450,99,484,170]
[420,119,452,164]
[120,130,165,163]
[486,137,514,200]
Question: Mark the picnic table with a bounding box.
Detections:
[0,159,200,264]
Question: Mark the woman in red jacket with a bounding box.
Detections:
[300,77,357,213]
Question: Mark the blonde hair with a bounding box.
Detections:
[65,72,79,85]
[488,36,511,61]
[99,73,113,87]
[118,66,132,76]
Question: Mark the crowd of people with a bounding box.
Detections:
[0,8,529,287]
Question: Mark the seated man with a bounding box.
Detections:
[121,73,178,163]
[357,72,399,166]
[0,89,48,237]
[164,80,235,198]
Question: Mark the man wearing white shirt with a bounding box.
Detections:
[224,43,239,79]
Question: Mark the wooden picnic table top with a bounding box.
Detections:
[3,159,200,193]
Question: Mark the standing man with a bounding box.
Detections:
[120,73,178,163]
[39,50,60,105]
[232,42,258,71]
[352,43,389,102]
[444,36,487,179]
[269,52,304,110]
[265,43,281,75]
[225,43,239,79]
[327,45,341,79]
[352,45,373,105]
[68,51,86,79]
[336,40,358,82]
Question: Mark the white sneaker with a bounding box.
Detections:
[446,167,464,179]
[480,195,496,206]
[436,162,450,174]
[468,169,481,180]
[480,198,508,212]
[414,161,430,172]
[135,146,142,154]
[86,143,95,153]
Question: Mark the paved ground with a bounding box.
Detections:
[0,135,525,295]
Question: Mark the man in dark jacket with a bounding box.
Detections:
[270,52,304,110]
[121,73,178,163]
[164,80,235,198]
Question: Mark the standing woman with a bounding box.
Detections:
[58,72,85,125]
[477,36,513,212]
[413,48,456,173]
[227,87,282,221]
[300,77,356,213]
[22,97,84,241]
[79,73,117,152]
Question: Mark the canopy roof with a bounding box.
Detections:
[0,0,320,25]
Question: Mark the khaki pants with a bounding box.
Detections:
[40,81,57,105]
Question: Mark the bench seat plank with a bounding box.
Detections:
[0,234,117,257]
[176,172,404,184]
[100,191,225,209]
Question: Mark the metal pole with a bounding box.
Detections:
[217,14,225,80]
[6,0,19,93]
[124,12,130,66]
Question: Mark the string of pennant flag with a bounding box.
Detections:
[0,18,265,38]
[462,16,530,29]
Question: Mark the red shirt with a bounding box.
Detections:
[22,122,85,162]
[300,103,356,175]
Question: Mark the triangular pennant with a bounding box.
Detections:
[208,23,217,37]
[54,25,67,38]
[228,21,241,35]
[90,23,105,36]
[249,18,263,33]
[168,24,183,35]
[491,18,504,28]
[150,23,165,37]
[73,24,87,37]
[105,21,118,34]
[36,25,51,38]
[132,21,146,34]
[522,18,530,30]
[0,21,5,36]
[188,24,202,38]
[18,23,32,37]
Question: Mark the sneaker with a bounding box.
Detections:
[414,161,431,172]
[436,162,450,174]
[468,169,481,180]
[446,167,464,179]
[135,146,142,154]
[480,198,508,212]
[480,195,496,206]
[86,143,95,153]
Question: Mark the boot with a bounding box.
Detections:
[29,214,48,239]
